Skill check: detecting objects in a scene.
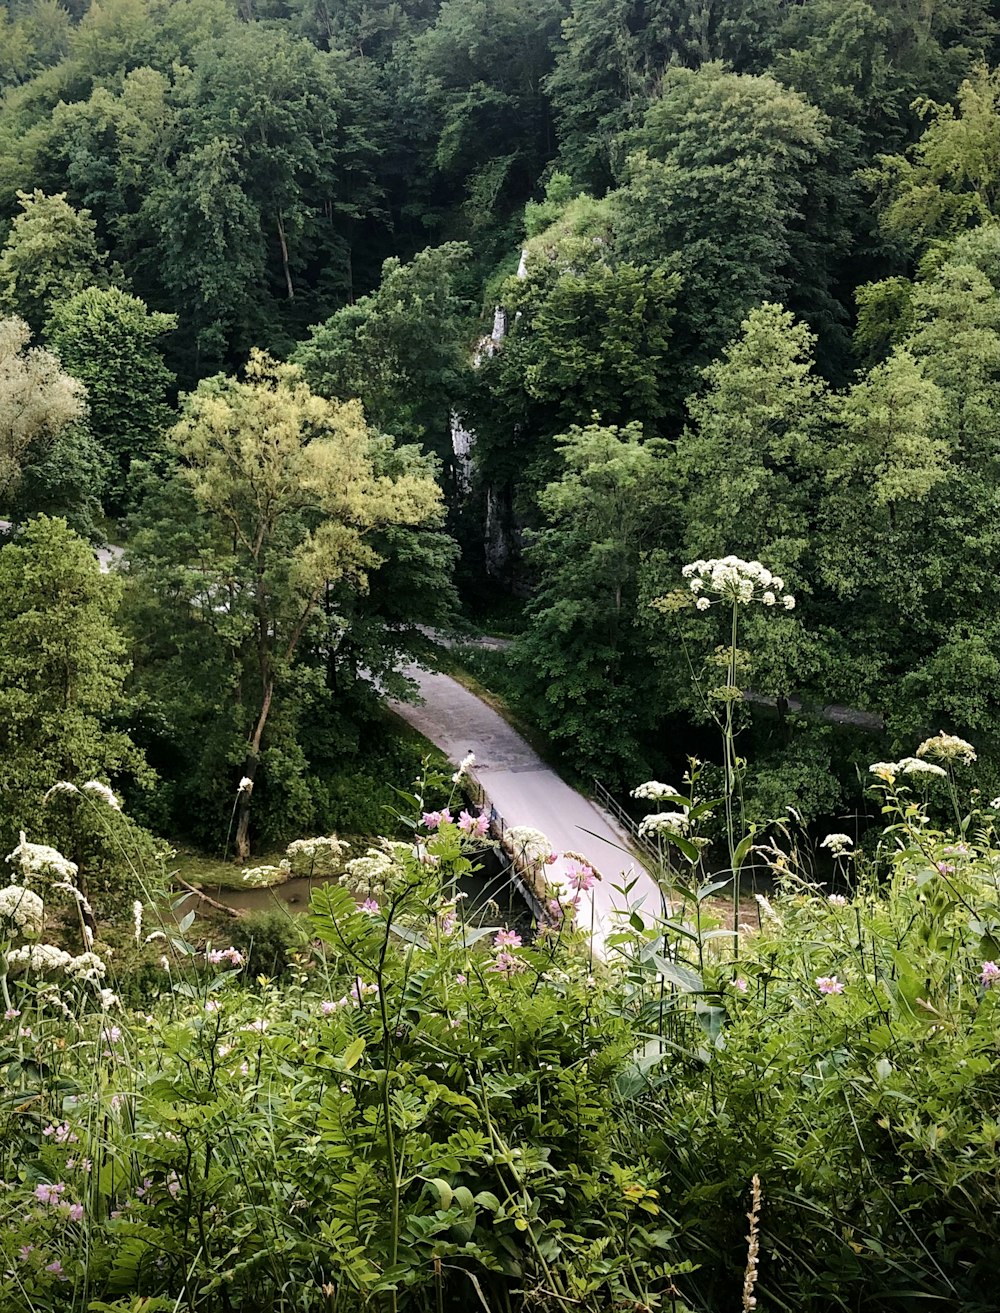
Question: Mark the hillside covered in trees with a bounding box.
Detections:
[3,0,1000,843]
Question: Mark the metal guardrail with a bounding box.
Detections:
[465,775,548,924]
[592,777,660,866]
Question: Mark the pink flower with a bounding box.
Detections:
[564,859,596,893]
[361,898,380,915]
[167,1172,181,1198]
[34,1183,65,1205]
[545,852,559,865]
[18,1245,33,1260]
[421,810,452,830]
[45,1260,66,1280]
[204,1000,220,1013]
[320,999,339,1015]
[19,1026,32,1038]
[734,977,748,993]
[493,929,522,950]
[455,973,467,985]
[4,1008,20,1020]
[981,961,1000,988]
[458,810,490,837]
[66,1203,84,1222]
[489,951,527,977]
[206,947,244,967]
[816,975,845,995]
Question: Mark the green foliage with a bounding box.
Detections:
[294,242,475,456]
[0,515,150,851]
[0,190,107,331]
[45,286,176,512]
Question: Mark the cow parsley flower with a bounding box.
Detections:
[916,732,977,765]
[65,951,107,983]
[6,833,78,884]
[0,884,44,936]
[896,756,948,778]
[868,761,898,784]
[680,556,795,609]
[638,811,690,838]
[631,781,680,802]
[819,833,853,856]
[7,943,73,974]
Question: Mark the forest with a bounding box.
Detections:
[4,0,1000,1309]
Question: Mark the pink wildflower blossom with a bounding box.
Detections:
[66,1203,84,1222]
[734,977,748,993]
[166,1172,181,1198]
[361,898,380,914]
[4,1008,20,1020]
[45,1260,66,1280]
[421,810,452,830]
[320,1000,339,1015]
[564,859,596,893]
[34,1183,65,1205]
[206,947,244,966]
[489,951,527,977]
[981,961,1000,988]
[816,976,845,995]
[493,929,522,950]
[455,973,467,985]
[458,810,490,837]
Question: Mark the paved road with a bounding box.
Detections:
[390,663,662,948]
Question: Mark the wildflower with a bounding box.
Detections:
[981,961,1000,988]
[6,943,73,975]
[565,859,597,893]
[65,951,107,983]
[0,884,44,935]
[204,999,220,1013]
[66,1202,84,1222]
[458,810,490,837]
[637,811,690,838]
[237,776,254,794]
[82,780,121,810]
[6,833,78,883]
[755,893,780,922]
[34,1182,66,1205]
[166,1171,181,1198]
[827,894,848,907]
[18,1245,33,1259]
[206,947,245,967]
[451,751,476,783]
[734,977,748,992]
[489,951,527,977]
[820,833,854,856]
[45,1260,67,1280]
[455,973,467,985]
[545,851,559,864]
[494,929,522,950]
[348,978,377,1005]
[98,988,119,1009]
[421,809,452,830]
[4,1008,20,1020]
[631,781,680,802]
[439,910,457,936]
[916,732,976,765]
[894,756,947,779]
[218,1043,233,1057]
[678,556,795,609]
[160,955,170,971]
[505,826,552,864]
[868,761,898,783]
[816,976,845,995]
[361,898,380,914]
[241,1018,268,1033]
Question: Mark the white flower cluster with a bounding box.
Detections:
[505,826,552,865]
[638,811,691,838]
[64,951,107,983]
[682,557,795,611]
[7,943,72,973]
[452,751,476,783]
[6,833,78,884]
[0,884,44,937]
[916,732,977,766]
[241,862,292,887]
[869,756,950,784]
[819,833,854,857]
[285,835,350,877]
[631,781,682,801]
[342,848,400,902]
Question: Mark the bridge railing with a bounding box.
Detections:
[464,775,547,923]
[591,777,660,866]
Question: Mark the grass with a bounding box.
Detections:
[168,847,291,891]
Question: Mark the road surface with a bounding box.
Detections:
[390,663,662,948]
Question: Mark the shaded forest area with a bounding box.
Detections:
[4,0,1000,845]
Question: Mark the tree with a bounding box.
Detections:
[0,316,88,509]
[294,242,474,457]
[46,286,177,512]
[868,64,1000,256]
[129,352,444,857]
[0,515,148,850]
[0,191,107,332]
[516,420,673,782]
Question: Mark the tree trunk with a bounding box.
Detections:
[276,211,295,300]
[233,682,273,860]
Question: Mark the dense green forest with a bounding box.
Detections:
[4,0,1000,846]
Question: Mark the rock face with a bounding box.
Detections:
[450,250,530,588]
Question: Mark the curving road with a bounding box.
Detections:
[389,663,662,947]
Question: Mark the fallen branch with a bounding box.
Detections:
[175,876,246,919]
